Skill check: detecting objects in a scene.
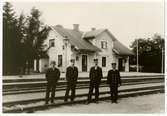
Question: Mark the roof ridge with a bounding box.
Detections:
[85,28,106,33]
[51,25,132,54]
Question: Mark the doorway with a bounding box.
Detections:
[118,58,124,71]
[82,55,87,72]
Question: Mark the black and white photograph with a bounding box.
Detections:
[1,0,165,114]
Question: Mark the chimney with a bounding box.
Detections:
[56,24,63,28]
[91,27,96,31]
[73,24,79,31]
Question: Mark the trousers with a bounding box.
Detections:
[110,85,118,102]
[45,83,56,103]
[88,82,100,102]
[64,82,76,101]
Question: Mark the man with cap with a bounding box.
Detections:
[87,58,103,104]
[107,62,121,103]
[64,59,78,102]
[45,61,60,104]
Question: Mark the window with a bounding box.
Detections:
[71,45,75,50]
[102,57,106,67]
[58,55,62,67]
[62,45,65,50]
[101,41,107,49]
[49,39,55,47]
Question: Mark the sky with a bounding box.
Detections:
[5,0,165,48]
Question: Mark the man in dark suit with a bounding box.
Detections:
[45,61,60,104]
[64,59,78,102]
[107,63,121,103]
[87,59,103,104]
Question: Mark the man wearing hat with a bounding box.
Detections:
[107,62,121,103]
[64,59,78,102]
[87,58,103,104]
[45,61,60,104]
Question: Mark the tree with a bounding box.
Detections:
[25,7,50,73]
[16,13,28,75]
[130,34,164,72]
[3,2,50,75]
[3,2,20,75]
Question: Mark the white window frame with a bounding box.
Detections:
[101,41,107,49]
[49,39,55,47]
[58,55,63,67]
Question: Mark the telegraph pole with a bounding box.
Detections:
[161,39,164,73]
[161,48,164,73]
[137,39,139,72]
[63,36,69,72]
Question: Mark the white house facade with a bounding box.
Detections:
[34,24,133,72]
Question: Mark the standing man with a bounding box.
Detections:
[64,59,78,102]
[107,63,121,103]
[45,61,60,104]
[87,59,103,104]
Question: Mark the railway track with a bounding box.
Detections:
[3,74,164,82]
[3,75,164,113]
[3,75,164,95]
[3,86,164,113]
[3,80,164,95]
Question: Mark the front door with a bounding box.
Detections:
[118,58,123,71]
[36,59,39,72]
[82,55,87,72]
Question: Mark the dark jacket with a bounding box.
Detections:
[66,66,78,84]
[107,69,121,86]
[45,67,60,83]
[89,66,103,84]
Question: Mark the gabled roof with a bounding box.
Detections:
[83,29,105,38]
[51,26,101,52]
[83,28,133,55]
[113,40,134,56]
[50,25,133,56]
[83,29,117,41]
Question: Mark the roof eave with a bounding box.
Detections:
[113,49,134,56]
[83,36,95,39]
[79,48,101,52]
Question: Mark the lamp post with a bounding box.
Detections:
[161,39,164,73]
[136,39,139,72]
[63,36,69,72]
[161,48,164,73]
[19,34,27,76]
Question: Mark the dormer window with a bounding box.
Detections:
[49,39,55,47]
[101,41,107,49]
